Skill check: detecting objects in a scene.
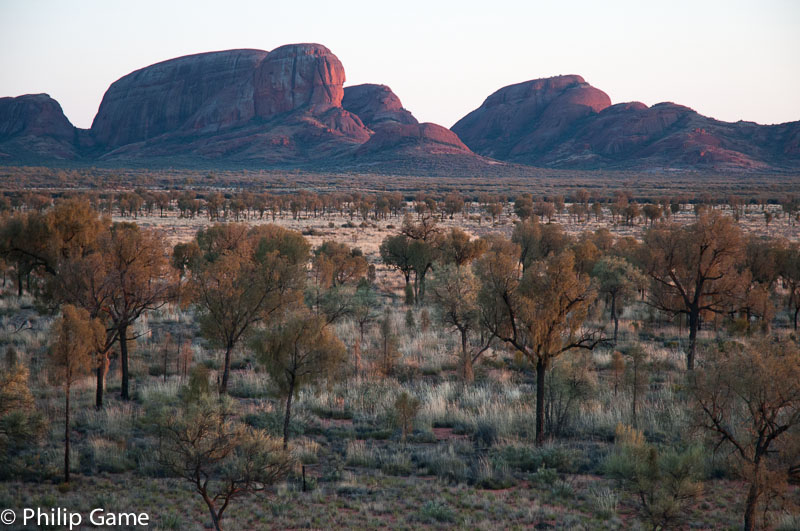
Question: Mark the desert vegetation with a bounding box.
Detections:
[1,184,799,530]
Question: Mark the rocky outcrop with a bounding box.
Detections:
[343,84,464,160]
[0,94,75,141]
[356,122,469,156]
[452,75,611,160]
[87,44,376,163]
[0,94,78,160]
[85,44,475,165]
[452,75,800,170]
[342,84,417,129]
[4,51,798,171]
[253,44,345,117]
[91,49,269,147]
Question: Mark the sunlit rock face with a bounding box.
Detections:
[253,44,346,118]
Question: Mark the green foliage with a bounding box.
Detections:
[0,363,47,479]
[604,424,702,530]
[392,391,421,441]
[150,394,294,530]
[545,352,596,438]
[181,365,211,403]
[415,500,457,524]
[404,308,416,331]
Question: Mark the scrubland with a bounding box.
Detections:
[1,187,799,530]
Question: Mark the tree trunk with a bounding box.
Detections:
[64,381,71,483]
[743,464,761,531]
[202,492,222,531]
[283,376,295,450]
[793,305,799,331]
[631,360,639,428]
[354,337,362,380]
[611,293,619,344]
[535,358,547,445]
[461,329,474,382]
[687,309,698,371]
[119,324,130,400]
[220,342,233,395]
[96,361,104,409]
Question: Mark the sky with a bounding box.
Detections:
[1,0,798,130]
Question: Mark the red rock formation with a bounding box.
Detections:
[453,75,800,170]
[0,94,78,160]
[0,94,75,141]
[91,49,269,147]
[452,75,611,159]
[253,44,345,118]
[342,84,417,128]
[357,122,469,155]
[89,44,372,162]
[3,51,797,171]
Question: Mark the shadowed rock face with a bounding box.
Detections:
[0,94,75,141]
[0,94,78,160]
[453,75,800,170]
[91,49,269,147]
[452,75,611,160]
[356,122,469,156]
[342,84,418,128]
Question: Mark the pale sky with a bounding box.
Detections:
[1,0,798,129]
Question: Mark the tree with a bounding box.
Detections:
[779,243,800,330]
[591,256,646,343]
[101,223,175,400]
[486,202,503,224]
[428,263,492,382]
[252,311,346,449]
[642,212,744,370]
[153,395,292,531]
[378,306,401,376]
[350,284,380,372]
[443,193,464,219]
[477,246,602,444]
[48,305,105,483]
[401,215,441,302]
[379,234,414,287]
[393,392,421,442]
[438,228,487,267]
[691,338,800,531]
[1,359,47,477]
[512,219,570,272]
[514,194,534,221]
[313,241,367,287]
[187,224,308,394]
[642,203,662,226]
[0,198,108,296]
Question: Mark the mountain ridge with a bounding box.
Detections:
[1,46,797,172]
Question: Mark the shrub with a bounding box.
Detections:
[415,501,456,524]
[392,391,421,441]
[345,440,378,468]
[604,424,702,530]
